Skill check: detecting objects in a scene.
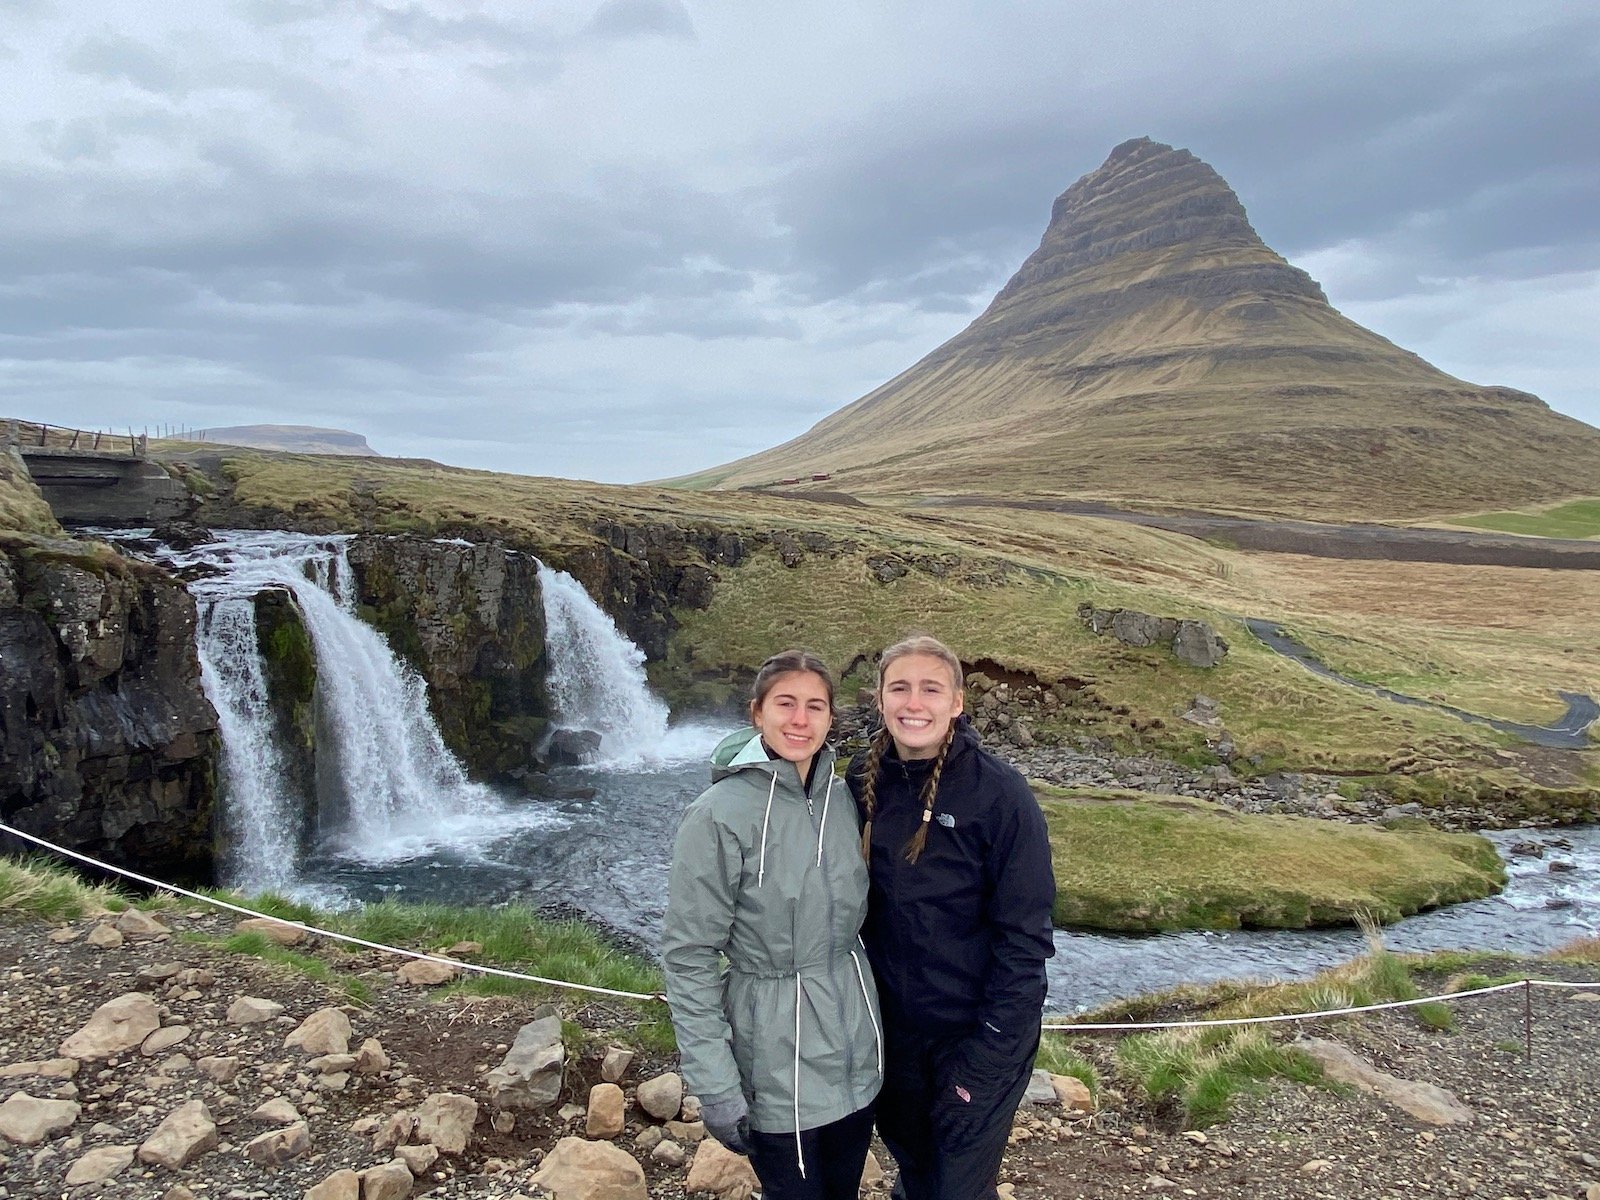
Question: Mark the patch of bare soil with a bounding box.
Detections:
[2,909,1597,1200]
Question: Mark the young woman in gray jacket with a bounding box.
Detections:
[663,650,884,1200]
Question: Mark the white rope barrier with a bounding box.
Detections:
[4,821,1594,1028]
[1044,980,1534,1032]
[0,821,666,1003]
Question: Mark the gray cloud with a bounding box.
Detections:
[582,0,695,42]
[3,0,1597,483]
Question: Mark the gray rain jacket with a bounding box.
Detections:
[662,727,883,1145]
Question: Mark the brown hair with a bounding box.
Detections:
[748,649,837,725]
[857,635,964,864]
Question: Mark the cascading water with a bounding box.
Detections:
[195,598,299,892]
[536,563,682,767]
[172,531,541,891]
[92,530,1600,1007]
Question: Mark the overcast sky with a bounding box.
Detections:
[3,1,1596,483]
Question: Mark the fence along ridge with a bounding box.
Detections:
[6,418,146,456]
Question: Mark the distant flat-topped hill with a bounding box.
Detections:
[691,138,1600,520]
[190,425,380,456]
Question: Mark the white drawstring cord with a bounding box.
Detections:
[814,771,835,866]
[756,771,777,887]
[793,974,807,1179]
[850,946,883,1078]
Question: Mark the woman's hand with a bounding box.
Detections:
[700,1094,754,1156]
[931,1040,1013,1148]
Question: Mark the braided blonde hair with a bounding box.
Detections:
[857,635,965,864]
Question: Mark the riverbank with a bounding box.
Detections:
[2,875,1597,1200]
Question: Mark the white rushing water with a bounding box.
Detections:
[536,563,714,768]
[195,598,299,892]
[173,531,544,890]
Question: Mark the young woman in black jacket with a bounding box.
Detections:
[848,635,1056,1200]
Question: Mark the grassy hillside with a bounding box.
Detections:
[0,446,62,536]
[177,449,1600,804]
[684,141,1600,521]
[1445,498,1600,540]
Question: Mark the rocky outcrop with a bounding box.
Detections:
[345,536,551,782]
[1078,603,1229,667]
[252,588,317,819]
[555,518,742,662]
[0,445,61,538]
[0,535,218,880]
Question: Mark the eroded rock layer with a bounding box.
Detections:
[0,538,218,880]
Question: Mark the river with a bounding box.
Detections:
[290,735,1600,1013]
[110,528,1600,1014]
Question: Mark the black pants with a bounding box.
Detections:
[876,1028,1037,1200]
[748,1104,876,1200]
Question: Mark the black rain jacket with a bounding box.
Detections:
[846,716,1056,1068]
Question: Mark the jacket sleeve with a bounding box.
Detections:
[973,769,1057,1065]
[660,799,746,1105]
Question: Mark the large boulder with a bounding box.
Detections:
[414,1093,477,1153]
[484,1014,565,1109]
[546,728,602,765]
[137,1100,218,1168]
[636,1072,683,1121]
[284,1008,352,1055]
[1294,1038,1473,1125]
[586,1084,625,1139]
[684,1139,759,1200]
[530,1136,649,1200]
[0,1093,80,1145]
[58,993,161,1059]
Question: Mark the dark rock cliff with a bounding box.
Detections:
[0,536,219,881]
[345,536,552,782]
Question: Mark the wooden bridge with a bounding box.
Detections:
[6,419,185,523]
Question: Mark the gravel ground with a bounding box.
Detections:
[1,907,1597,1200]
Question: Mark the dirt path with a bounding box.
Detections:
[920,497,1600,570]
[3,907,1598,1200]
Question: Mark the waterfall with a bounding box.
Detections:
[535,564,675,767]
[173,531,524,883]
[194,598,299,893]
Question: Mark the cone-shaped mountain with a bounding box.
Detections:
[694,138,1600,519]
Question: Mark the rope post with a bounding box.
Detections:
[1523,979,1533,1064]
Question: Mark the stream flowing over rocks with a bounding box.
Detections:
[1,904,1597,1200]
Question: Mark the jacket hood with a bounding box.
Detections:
[709,725,836,783]
[709,726,773,781]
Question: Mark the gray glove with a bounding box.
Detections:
[700,1093,753,1157]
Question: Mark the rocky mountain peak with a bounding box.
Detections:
[990,137,1325,319]
[686,139,1600,518]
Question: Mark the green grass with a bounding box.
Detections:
[1036,788,1506,932]
[1115,1026,1321,1128]
[191,930,373,1005]
[0,857,129,920]
[1446,498,1600,540]
[3,859,670,1045]
[184,445,1600,811]
[1035,1034,1100,1102]
[0,449,62,536]
[1413,1001,1454,1031]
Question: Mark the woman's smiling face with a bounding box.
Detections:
[879,652,963,760]
[751,669,833,773]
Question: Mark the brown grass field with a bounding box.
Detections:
[5,445,1594,797]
